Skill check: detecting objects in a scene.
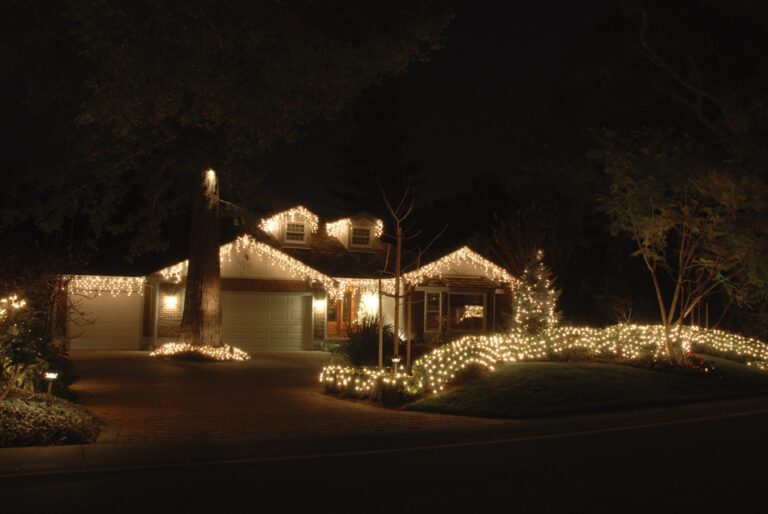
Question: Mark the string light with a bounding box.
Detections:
[402,246,519,288]
[457,305,484,322]
[68,276,146,296]
[320,324,768,398]
[326,218,384,241]
[514,249,560,332]
[326,218,352,241]
[258,206,319,236]
[0,294,26,319]
[149,342,250,361]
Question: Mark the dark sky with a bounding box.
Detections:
[264,1,602,211]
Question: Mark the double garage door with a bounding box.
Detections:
[221,292,312,351]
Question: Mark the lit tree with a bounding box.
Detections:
[597,130,768,363]
[513,249,561,335]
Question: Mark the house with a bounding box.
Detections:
[65,206,518,351]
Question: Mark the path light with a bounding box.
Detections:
[44,372,58,394]
[391,355,401,374]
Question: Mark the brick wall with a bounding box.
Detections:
[313,306,325,339]
[157,283,183,338]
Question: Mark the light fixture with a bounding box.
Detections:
[164,295,178,309]
[44,372,58,394]
[313,298,327,313]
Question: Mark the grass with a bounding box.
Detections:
[0,392,102,447]
[405,355,768,419]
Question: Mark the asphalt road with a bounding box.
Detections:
[2,409,766,513]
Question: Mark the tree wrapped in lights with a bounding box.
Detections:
[513,250,560,335]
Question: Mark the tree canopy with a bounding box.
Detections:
[1,0,452,276]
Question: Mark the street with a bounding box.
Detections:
[2,408,765,513]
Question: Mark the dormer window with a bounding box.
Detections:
[351,227,371,247]
[285,222,307,243]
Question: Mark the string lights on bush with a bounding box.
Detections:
[149,342,250,361]
[0,294,26,319]
[320,324,768,398]
[68,275,146,296]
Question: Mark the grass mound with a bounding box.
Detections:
[0,393,102,447]
[405,356,768,419]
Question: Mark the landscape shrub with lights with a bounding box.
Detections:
[0,295,70,399]
[150,342,250,362]
[320,324,768,401]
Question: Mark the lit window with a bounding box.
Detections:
[351,227,371,246]
[285,222,306,242]
[450,294,485,331]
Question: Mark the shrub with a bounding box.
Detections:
[337,315,396,367]
[0,295,61,399]
[0,392,102,447]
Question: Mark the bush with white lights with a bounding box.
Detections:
[150,342,250,361]
[320,324,768,401]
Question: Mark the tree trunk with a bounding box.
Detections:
[378,278,383,369]
[393,225,402,357]
[179,169,222,347]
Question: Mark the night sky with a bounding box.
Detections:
[265,1,602,209]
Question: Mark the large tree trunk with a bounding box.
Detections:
[179,169,222,347]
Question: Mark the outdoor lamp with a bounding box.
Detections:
[44,371,58,394]
[391,355,401,374]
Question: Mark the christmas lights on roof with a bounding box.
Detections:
[402,246,519,287]
[68,275,146,296]
[258,205,319,235]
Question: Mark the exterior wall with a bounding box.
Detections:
[220,245,308,279]
[156,283,184,339]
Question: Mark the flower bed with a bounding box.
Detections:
[0,393,102,447]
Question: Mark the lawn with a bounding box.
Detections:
[404,356,768,419]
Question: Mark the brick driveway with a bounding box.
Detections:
[69,351,507,443]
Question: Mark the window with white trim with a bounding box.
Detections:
[351,227,371,246]
[285,222,306,242]
[424,292,441,332]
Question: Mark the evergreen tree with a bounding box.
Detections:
[513,250,561,334]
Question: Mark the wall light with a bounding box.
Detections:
[164,295,178,309]
[361,293,379,316]
[313,298,327,313]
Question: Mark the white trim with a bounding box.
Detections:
[423,290,442,333]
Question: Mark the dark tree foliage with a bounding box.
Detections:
[1,0,453,270]
[480,0,768,331]
[332,79,425,219]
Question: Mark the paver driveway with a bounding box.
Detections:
[69,351,507,443]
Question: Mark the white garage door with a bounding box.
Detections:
[68,292,143,350]
[221,292,311,351]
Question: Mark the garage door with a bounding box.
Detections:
[221,292,311,351]
[68,292,143,350]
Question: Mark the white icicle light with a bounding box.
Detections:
[258,205,319,236]
[68,275,146,296]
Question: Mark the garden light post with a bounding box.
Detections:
[391,355,401,374]
[44,372,58,394]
